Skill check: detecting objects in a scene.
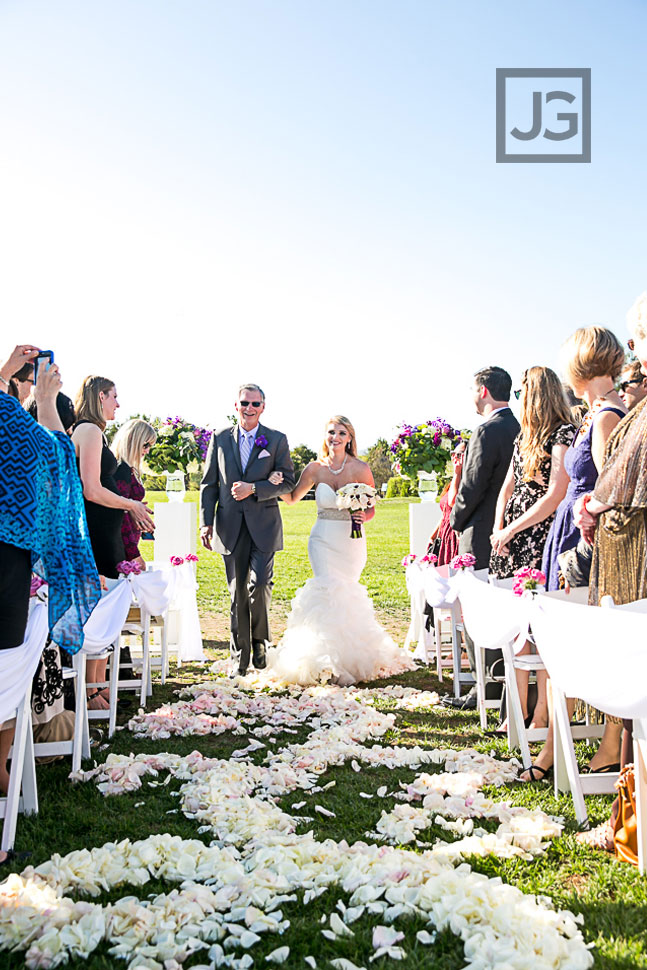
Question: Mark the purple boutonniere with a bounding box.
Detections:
[255,434,268,448]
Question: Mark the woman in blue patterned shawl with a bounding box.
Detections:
[0,346,101,817]
[1,346,101,650]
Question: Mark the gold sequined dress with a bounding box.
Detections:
[590,397,647,606]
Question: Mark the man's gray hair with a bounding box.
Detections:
[238,383,265,401]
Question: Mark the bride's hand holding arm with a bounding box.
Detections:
[277,462,318,505]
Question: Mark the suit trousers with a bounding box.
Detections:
[223,519,274,670]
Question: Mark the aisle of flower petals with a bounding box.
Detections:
[0,664,594,970]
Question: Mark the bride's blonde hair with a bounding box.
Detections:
[319,415,358,461]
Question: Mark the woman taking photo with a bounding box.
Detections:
[112,418,158,567]
[72,376,154,709]
[0,345,100,818]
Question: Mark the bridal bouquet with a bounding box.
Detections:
[336,482,378,538]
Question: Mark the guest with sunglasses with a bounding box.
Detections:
[200,383,296,676]
[617,355,647,411]
[111,419,158,567]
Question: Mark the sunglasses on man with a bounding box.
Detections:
[617,379,643,393]
[239,400,263,408]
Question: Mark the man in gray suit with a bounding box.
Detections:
[200,383,295,675]
[444,365,519,709]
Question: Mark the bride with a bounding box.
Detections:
[265,415,416,686]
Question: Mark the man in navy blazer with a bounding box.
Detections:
[445,366,519,708]
[200,383,295,675]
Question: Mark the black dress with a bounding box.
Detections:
[76,420,125,578]
[489,424,575,580]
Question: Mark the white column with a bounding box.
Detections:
[409,501,442,557]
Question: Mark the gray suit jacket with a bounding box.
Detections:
[199,423,296,555]
[449,408,520,570]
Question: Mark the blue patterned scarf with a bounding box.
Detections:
[0,393,101,652]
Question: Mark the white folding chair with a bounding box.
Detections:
[530,592,647,826]
[1,602,48,851]
[430,565,479,697]
[633,716,647,873]
[82,580,134,738]
[32,650,91,773]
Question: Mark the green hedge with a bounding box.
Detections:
[385,476,414,498]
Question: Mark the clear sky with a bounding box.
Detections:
[1,0,646,449]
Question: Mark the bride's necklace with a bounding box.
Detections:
[326,453,348,476]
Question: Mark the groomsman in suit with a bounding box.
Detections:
[444,366,519,709]
[200,384,295,676]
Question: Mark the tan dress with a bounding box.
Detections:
[590,397,647,606]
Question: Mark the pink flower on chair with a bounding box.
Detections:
[420,553,438,566]
[117,560,144,576]
[401,554,417,568]
[185,553,198,562]
[512,566,546,597]
[169,556,185,566]
[450,554,476,571]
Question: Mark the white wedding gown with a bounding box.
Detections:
[267,482,416,686]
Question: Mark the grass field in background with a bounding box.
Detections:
[142,492,414,620]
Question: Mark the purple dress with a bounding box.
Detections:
[542,407,624,590]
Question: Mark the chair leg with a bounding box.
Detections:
[475,644,487,731]
[503,641,532,767]
[140,613,151,703]
[108,640,120,738]
[161,614,169,685]
[21,720,38,816]
[553,685,588,827]
[450,604,462,699]
[633,723,647,874]
[73,653,90,771]
[1,692,34,852]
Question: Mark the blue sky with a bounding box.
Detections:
[1,0,646,448]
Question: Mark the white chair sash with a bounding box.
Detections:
[82,579,133,655]
[0,601,49,724]
[170,563,205,662]
[454,571,528,651]
[130,567,177,616]
[530,596,647,719]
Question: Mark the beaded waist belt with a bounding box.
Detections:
[317,508,350,520]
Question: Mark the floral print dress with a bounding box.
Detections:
[489,424,575,579]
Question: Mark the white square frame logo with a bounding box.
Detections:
[496,68,591,163]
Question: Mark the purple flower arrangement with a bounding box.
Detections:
[146,417,213,476]
[117,560,144,576]
[390,417,464,488]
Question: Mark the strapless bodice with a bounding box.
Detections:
[315,482,350,518]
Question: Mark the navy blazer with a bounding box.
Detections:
[450,408,520,570]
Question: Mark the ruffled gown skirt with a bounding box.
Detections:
[268,515,415,686]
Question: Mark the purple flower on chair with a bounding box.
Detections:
[255,434,268,449]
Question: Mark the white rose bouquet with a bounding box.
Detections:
[335,482,378,538]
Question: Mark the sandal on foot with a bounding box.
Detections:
[519,763,552,783]
[584,762,620,774]
[575,821,614,852]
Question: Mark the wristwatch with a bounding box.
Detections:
[250,483,256,495]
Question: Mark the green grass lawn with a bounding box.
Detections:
[7,661,645,970]
[4,495,645,969]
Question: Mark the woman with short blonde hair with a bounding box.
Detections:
[112,420,157,565]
